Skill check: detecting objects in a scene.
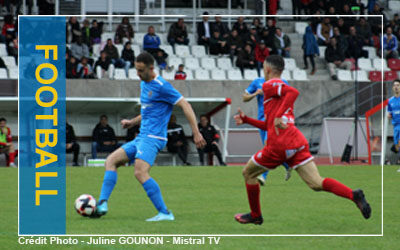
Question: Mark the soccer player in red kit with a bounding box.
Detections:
[234,55,371,225]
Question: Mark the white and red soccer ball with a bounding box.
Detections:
[74,194,96,217]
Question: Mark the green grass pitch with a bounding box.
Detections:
[1,164,399,249]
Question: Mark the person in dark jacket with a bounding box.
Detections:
[66,53,78,79]
[232,16,249,41]
[167,115,191,166]
[121,42,135,68]
[227,29,243,62]
[167,18,189,46]
[197,115,226,166]
[211,15,229,38]
[325,37,352,80]
[126,124,140,142]
[236,44,256,75]
[346,26,368,59]
[95,51,114,79]
[302,25,319,75]
[115,17,134,44]
[90,20,103,44]
[209,30,228,55]
[197,12,211,49]
[102,39,131,77]
[66,122,80,166]
[92,115,121,159]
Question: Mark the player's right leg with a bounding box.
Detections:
[296,161,371,219]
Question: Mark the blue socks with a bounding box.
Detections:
[142,178,169,214]
[99,170,117,202]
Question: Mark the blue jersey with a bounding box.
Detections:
[139,75,183,140]
[388,96,400,127]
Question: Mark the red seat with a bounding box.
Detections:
[369,71,382,82]
[388,59,400,71]
[384,71,398,81]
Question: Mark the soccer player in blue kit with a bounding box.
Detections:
[387,79,400,172]
[243,77,291,185]
[94,52,206,221]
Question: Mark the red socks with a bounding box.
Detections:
[322,178,354,201]
[246,183,261,218]
[9,152,15,164]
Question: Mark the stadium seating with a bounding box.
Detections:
[128,69,140,80]
[160,45,174,56]
[161,70,175,80]
[372,58,390,71]
[319,46,326,59]
[0,44,8,57]
[369,71,382,82]
[184,57,200,70]
[211,69,226,80]
[194,68,210,80]
[337,69,353,81]
[364,46,377,59]
[0,68,8,79]
[175,45,191,57]
[292,69,308,81]
[168,57,183,69]
[244,69,258,80]
[134,33,146,45]
[185,69,194,80]
[388,59,400,71]
[201,57,216,70]
[284,58,297,70]
[159,33,168,44]
[389,1,400,11]
[352,70,370,82]
[92,44,101,58]
[191,45,206,58]
[357,58,374,71]
[345,58,358,71]
[8,68,17,79]
[227,69,243,80]
[281,70,292,80]
[114,69,127,80]
[295,22,308,35]
[216,57,232,70]
[2,56,16,68]
[384,71,398,82]
[132,45,141,57]
[115,44,123,57]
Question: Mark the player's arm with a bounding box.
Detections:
[234,108,267,130]
[242,89,263,102]
[176,98,206,148]
[387,103,392,119]
[274,84,299,130]
[121,115,142,129]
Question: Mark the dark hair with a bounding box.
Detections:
[136,52,155,66]
[276,27,281,31]
[393,79,400,84]
[265,55,285,73]
[0,117,6,122]
[178,64,184,68]
[100,115,108,120]
[200,114,208,120]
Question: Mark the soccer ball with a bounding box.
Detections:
[74,194,96,217]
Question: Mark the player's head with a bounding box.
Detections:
[200,115,209,127]
[263,55,284,80]
[393,79,400,95]
[135,52,155,82]
[99,115,108,126]
[0,117,6,128]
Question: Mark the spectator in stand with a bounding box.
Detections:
[126,124,140,142]
[102,39,130,77]
[81,19,91,47]
[143,26,168,59]
[90,20,103,44]
[310,10,322,33]
[77,57,95,79]
[197,12,211,50]
[167,115,191,166]
[92,115,121,159]
[369,3,387,35]
[227,29,243,62]
[67,17,81,44]
[356,17,372,46]
[292,0,302,16]
[167,18,189,46]
[383,27,399,59]
[390,14,400,33]
[197,115,226,166]
[316,17,333,46]
[328,7,338,27]
[154,50,173,71]
[2,15,16,45]
[265,19,276,44]
[115,17,134,45]
[346,26,368,59]
[70,36,90,62]
[211,15,229,38]
[232,16,249,41]
[174,64,187,80]
[255,40,270,76]
[209,30,228,55]
[95,51,114,79]
[66,54,78,79]
[121,42,135,68]
[325,37,352,81]
[300,0,313,15]
[236,44,256,75]
[332,26,349,53]
[245,26,260,49]
[337,18,350,36]
[7,37,17,61]
[0,117,16,167]
[302,26,319,75]
[273,28,291,58]
[66,122,80,166]
[252,18,263,37]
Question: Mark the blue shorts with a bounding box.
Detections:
[121,135,167,166]
[394,126,400,145]
[259,129,267,145]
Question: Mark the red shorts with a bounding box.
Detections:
[251,126,314,170]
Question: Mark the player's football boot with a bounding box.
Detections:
[352,189,371,219]
[146,211,175,222]
[90,200,108,218]
[390,144,399,153]
[234,213,263,225]
[257,175,266,186]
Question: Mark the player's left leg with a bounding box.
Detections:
[296,161,371,219]
[7,144,16,167]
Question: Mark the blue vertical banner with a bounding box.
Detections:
[19,17,66,234]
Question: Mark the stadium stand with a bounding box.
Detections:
[194,68,210,80]
[211,69,226,81]
[227,69,243,80]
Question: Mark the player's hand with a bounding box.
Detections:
[212,141,218,145]
[193,132,206,148]
[121,119,133,129]
[66,143,72,150]
[388,113,392,119]
[274,117,288,135]
[234,108,245,126]
[255,89,263,96]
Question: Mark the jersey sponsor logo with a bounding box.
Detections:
[137,150,143,155]
[285,145,305,159]
[141,103,153,109]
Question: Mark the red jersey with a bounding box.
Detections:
[174,71,187,80]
